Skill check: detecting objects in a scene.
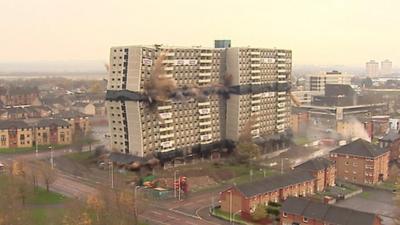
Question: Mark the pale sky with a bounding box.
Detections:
[1,0,399,66]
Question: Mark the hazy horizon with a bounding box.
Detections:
[1,0,400,68]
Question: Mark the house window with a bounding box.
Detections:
[303,217,308,223]
[60,132,65,142]
[0,135,6,146]
[282,212,287,217]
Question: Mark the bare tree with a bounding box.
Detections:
[38,162,56,192]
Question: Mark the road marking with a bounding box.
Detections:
[151,211,163,216]
[140,215,170,225]
[169,208,201,219]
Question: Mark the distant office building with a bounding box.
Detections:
[305,71,352,92]
[214,40,231,48]
[105,44,292,161]
[366,60,379,77]
[381,59,392,75]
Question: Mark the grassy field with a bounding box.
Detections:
[27,188,66,205]
[212,208,250,225]
[65,150,94,161]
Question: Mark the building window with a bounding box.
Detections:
[282,212,287,217]
[303,217,308,223]
[0,135,6,146]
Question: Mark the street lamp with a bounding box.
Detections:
[174,170,179,198]
[109,161,114,189]
[133,185,140,225]
[232,210,241,225]
[49,146,54,169]
[227,190,232,223]
[281,157,289,174]
[34,126,38,157]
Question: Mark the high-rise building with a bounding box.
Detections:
[366,60,379,77]
[214,40,231,48]
[305,70,352,92]
[105,44,292,161]
[225,48,292,141]
[381,59,392,75]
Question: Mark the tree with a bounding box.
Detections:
[86,194,105,223]
[236,119,261,164]
[252,204,267,221]
[236,142,260,163]
[38,162,56,192]
[361,77,373,88]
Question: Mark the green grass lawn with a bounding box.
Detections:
[65,151,94,162]
[212,208,249,225]
[293,136,310,145]
[0,144,68,154]
[379,181,397,191]
[27,188,66,205]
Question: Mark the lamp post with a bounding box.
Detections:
[174,170,179,198]
[227,190,232,223]
[109,161,114,189]
[281,157,289,174]
[232,210,241,225]
[34,126,38,157]
[133,185,140,225]
[49,146,54,169]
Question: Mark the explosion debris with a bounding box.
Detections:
[143,53,234,104]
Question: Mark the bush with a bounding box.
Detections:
[252,204,267,221]
[267,207,280,216]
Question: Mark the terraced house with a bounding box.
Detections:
[281,197,382,225]
[35,119,72,145]
[0,120,33,149]
[219,157,336,217]
[105,43,292,162]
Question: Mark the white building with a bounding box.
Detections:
[305,71,352,92]
[366,60,379,77]
[381,59,392,75]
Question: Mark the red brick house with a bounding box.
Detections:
[379,129,400,161]
[219,171,316,217]
[0,87,40,107]
[281,197,382,225]
[330,138,389,184]
[294,157,336,192]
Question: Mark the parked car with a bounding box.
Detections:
[0,162,6,172]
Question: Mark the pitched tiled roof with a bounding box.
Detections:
[54,110,89,119]
[37,119,70,127]
[331,138,388,158]
[282,197,379,225]
[294,157,334,172]
[0,120,30,130]
[234,170,314,197]
[380,130,400,142]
